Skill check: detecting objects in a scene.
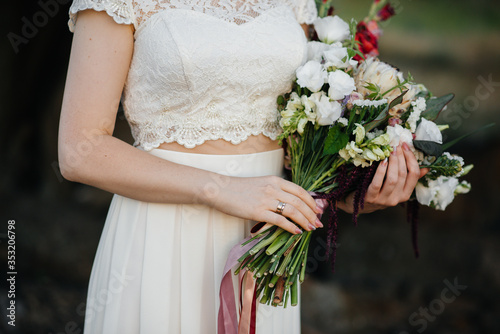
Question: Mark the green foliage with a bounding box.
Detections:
[323,125,349,156]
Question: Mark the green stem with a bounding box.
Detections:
[250,228,284,255]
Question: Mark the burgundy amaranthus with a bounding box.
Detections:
[315,163,380,271]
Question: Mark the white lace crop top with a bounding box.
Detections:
[68,0,317,150]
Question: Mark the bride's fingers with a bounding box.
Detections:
[274,201,317,231]
[365,158,388,201]
[380,146,400,196]
[274,189,322,229]
[261,211,303,235]
[280,180,320,214]
[402,142,421,196]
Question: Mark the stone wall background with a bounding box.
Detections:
[1,0,499,333]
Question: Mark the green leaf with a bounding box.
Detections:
[323,126,349,156]
[413,140,443,157]
[388,90,408,110]
[421,93,454,121]
[364,106,389,132]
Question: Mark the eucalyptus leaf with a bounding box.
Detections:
[323,126,349,156]
[413,140,443,157]
[421,93,454,121]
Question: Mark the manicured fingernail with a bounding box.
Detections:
[308,223,316,231]
[316,206,324,214]
[316,219,324,228]
[295,227,303,234]
[382,158,388,166]
[403,142,410,151]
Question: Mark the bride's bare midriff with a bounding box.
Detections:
[157,134,282,155]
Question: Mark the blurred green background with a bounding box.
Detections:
[1,0,499,333]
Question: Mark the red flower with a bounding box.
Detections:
[377,4,396,21]
[354,21,379,61]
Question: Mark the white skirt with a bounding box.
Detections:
[83,148,300,334]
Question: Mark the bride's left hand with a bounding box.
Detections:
[337,142,429,214]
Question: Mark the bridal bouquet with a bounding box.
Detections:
[235,0,473,309]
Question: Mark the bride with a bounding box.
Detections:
[58,0,424,332]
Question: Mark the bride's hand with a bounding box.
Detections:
[338,142,429,214]
[205,175,323,235]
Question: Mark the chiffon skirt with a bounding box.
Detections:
[83,148,300,334]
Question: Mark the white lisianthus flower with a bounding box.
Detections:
[415,181,437,206]
[313,16,350,44]
[353,123,365,144]
[415,118,443,144]
[309,92,342,126]
[407,97,427,132]
[371,146,387,160]
[362,148,378,162]
[370,133,390,146]
[306,41,331,62]
[345,141,363,158]
[297,118,308,135]
[328,70,356,100]
[301,95,317,122]
[337,117,348,126]
[433,176,459,210]
[386,124,413,147]
[416,176,460,210]
[323,44,349,69]
[296,61,327,92]
[455,181,471,194]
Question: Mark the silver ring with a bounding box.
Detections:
[276,201,287,215]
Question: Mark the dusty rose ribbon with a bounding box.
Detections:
[218,196,330,334]
[218,222,270,334]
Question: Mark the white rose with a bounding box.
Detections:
[323,45,349,69]
[313,15,350,44]
[307,41,331,62]
[328,70,356,100]
[296,60,327,93]
[386,124,413,147]
[309,92,342,126]
[415,118,443,144]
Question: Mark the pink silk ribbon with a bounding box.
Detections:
[218,196,329,334]
[218,222,270,334]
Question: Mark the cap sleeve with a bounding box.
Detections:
[287,0,318,25]
[68,0,135,32]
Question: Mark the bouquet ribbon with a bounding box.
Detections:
[218,196,330,334]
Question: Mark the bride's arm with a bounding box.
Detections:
[59,10,322,234]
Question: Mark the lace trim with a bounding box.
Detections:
[131,0,317,27]
[68,0,135,32]
[127,106,283,150]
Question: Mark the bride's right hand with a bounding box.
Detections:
[204,175,323,234]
